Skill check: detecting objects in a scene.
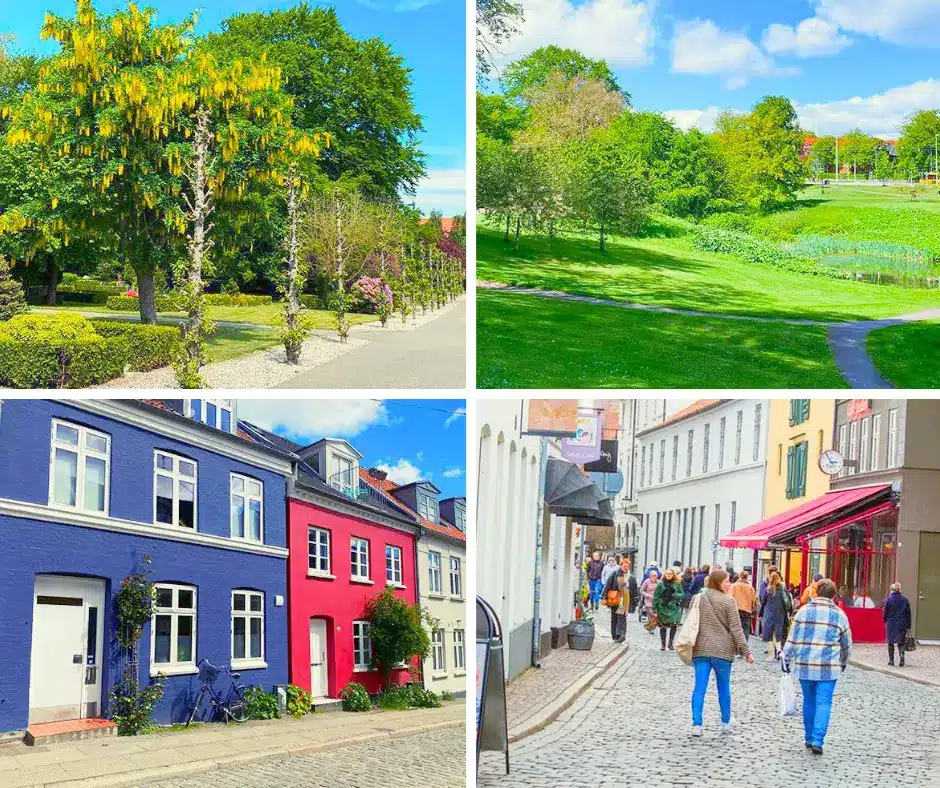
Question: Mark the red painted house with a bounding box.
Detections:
[241,428,421,699]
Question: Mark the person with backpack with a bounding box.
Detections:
[761,571,789,660]
[602,556,632,642]
[689,569,754,737]
[653,568,684,651]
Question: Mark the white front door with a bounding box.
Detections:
[309,618,328,698]
[29,576,106,724]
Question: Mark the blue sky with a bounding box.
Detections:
[0,0,466,215]
[237,399,467,499]
[492,0,940,138]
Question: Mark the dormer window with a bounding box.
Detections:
[453,504,466,531]
[327,447,359,500]
[418,489,438,523]
[186,399,235,434]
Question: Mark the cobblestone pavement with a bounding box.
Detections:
[479,619,940,787]
[134,726,465,788]
[852,642,940,686]
[505,609,617,729]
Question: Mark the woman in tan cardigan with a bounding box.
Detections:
[691,569,753,737]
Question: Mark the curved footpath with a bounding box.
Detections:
[478,282,940,388]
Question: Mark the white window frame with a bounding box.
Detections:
[686,429,693,477]
[453,505,466,531]
[231,590,265,668]
[753,404,762,462]
[849,420,859,473]
[887,408,899,467]
[350,537,371,581]
[837,424,848,478]
[702,424,710,473]
[453,629,465,672]
[640,445,646,487]
[151,583,197,676]
[418,490,438,523]
[658,440,665,483]
[308,526,332,576]
[449,556,462,597]
[386,545,403,585]
[647,443,653,485]
[428,551,443,594]
[735,409,743,465]
[860,417,871,473]
[671,434,678,480]
[49,419,111,514]
[187,398,235,433]
[353,620,372,671]
[154,451,198,530]
[230,473,263,543]
[871,413,882,472]
[718,417,726,469]
[431,629,446,673]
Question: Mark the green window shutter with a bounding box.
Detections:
[788,400,796,427]
[798,441,808,497]
[801,400,811,423]
[785,445,795,499]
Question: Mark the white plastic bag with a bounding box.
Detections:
[674,593,701,666]
[779,673,798,717]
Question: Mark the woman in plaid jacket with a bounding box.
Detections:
[781,578,852,756]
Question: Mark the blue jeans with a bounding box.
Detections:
[589,579,603,606]
[691,656,732,726]
[800,679,836,747]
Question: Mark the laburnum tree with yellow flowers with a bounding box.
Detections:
[5,0,327,330]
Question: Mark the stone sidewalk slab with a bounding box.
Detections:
[0,701,465,788]
[850,643,940,688]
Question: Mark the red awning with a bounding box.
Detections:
[720,484,891,550]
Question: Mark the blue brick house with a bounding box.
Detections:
[0,399,295,732]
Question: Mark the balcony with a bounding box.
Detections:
[328,471,398,513]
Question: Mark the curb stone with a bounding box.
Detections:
[508,643,631,743]
[849,659,940,690]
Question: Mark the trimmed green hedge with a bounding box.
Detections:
[106,295,181,311]
[0,313,179,388]
[204,293,272,306]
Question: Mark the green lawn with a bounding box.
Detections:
[477,227,940,321]
[37,302,377,328]
[866,321,940,388]
[476,289,847,388]
[205,326,283,363]
[794,183,940,211]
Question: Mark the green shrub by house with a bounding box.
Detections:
[340,682,372,712]
[242,686,280,720]
[0,314,178,388]
[106,294,182,312]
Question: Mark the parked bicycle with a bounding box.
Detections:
[185,659,253,726]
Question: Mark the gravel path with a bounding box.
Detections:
[97,334,366,389]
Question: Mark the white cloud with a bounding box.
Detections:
[762,16,852,57]
[670,19,798,89]
[238,400,391,442]
[496,0,656,68]
[665,78,940,138]
[356,0,441,11]
[812,0,940,47]
[410,168,466,217]
[442,467,465,478]
[375,458,425,485]
[444,407,467,428]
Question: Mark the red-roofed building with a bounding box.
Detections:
[799,135,898,174]
[361,468,467,695]
[418,216,457,235]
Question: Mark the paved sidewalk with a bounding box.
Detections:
[0,701,464,788]
[851,643,940,687]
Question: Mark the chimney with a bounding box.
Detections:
[369,467,388,481]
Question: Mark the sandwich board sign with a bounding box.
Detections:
[476,596,509,775]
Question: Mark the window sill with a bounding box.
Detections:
[151,663,198,678]
[430,672,449,680]
[231,659,268,671]
[352,666,373,674]
[427,593,446,600]
[454,671,467,678]
[350,576,374,585]
[307,570,337,580]
[386,582,407,590]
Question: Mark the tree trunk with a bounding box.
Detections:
[43,257,60,306]
[400,245,408,325]
[284,165,302,363]
[504,214,510,242]
[335,197,348,342]
[136,270,158,324]
[513,215,520,251]
[599,220,606,252]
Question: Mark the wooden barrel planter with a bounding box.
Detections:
[567,619,595,650]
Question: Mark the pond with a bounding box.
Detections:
[819,253,940,287]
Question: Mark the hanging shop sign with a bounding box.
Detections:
[477,597,509,775]
[847,400,871,420]
[525,400,578,437]
[584,439,618,473]
[561,415,601,464]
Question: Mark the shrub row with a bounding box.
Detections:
[690,226,854,280]
[0,313,178,388]
[106,295,181,312]
[204,293,272,306]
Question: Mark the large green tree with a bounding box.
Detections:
[502,46,627,104]
[840,128,881,178]
[204,4,425,200]
[809,136,836,176]
[897,109,940,178]
[476,0,523,83]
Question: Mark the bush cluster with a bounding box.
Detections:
[377,683,442,710]
[701,212,755,233]
[57,276,123,304]
[340,682,372,712]
[106,295,181,312]
[203,293,273,306]
[0,313,178,388]
[242,686,280,720]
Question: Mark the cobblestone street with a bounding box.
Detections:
[479,609,940,787]
[135,726,466,788]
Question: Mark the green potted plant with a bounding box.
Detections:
[568,585,595,650]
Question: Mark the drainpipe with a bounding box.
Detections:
[531,437,549,668]
[415,525,425,689]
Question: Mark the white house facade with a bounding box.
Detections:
[634,399,770,574]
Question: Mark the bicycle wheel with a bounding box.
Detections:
[227,698,252,723]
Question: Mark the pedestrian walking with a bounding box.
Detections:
[729,570,756,640]
[801,574,823,606]
[690,569,754,737]
[759,564,778,608]
[602,557,632,642]
[587,551,605,610]
[689,564,710,597]
[883,583,912,667]
[681,567,694,610]
[653,568,684,651]
[628,571,639,614]
[601,555,618,587]
[643,561,662,582]
[761,571,789,660]
[724,560,738,583]
[782,579,852,755]
[640,571,659,628]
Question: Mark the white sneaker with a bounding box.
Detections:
[721,721,735,734]
[691,725,704,737]
[765,655,777,662]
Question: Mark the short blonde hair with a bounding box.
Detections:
[890,582,901,592]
